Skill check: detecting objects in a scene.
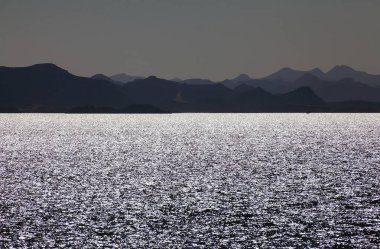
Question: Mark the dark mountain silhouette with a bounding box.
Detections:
[110,73,144,84]
[228,86,326,112]
[231,74,252,83]
[178,83,235,112]
[325,65,355,79]
[90,73,125,85]
[293,73,329,88]
[264,65,380,87]
[232,72,380,103]
[2,63,380,113]
[91,73,113,82]
[221,79,240,89]
[68,104,168,114]
[286,74,380,102]
[68,106,118,113]
[182,78,216,85]
[222,74,253,89]
[122,75,328,112]
[234,83,255,94]
[329,101,380,113]
[323,65,380,87]
[309,68,325,78]
[265,67,310,82]
[183,74,252,88]
[316,79,380,102]
[246,79,289,94]
[224,78,288,94]
[121,104,169,113]
[123,76,234,112]
[181,83,234,103]
[0,64,130,112]
[174,65,380,93]
[0,106,19,113]
[123,76,181,106]
[233,87,279,110]
[279,86,325,106]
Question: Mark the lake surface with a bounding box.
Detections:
[0,114,379,248]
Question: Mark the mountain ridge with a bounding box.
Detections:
[2,63,380,112]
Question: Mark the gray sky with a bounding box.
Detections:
[0,0,379,80]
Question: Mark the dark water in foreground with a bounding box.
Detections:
[0,114,379,248]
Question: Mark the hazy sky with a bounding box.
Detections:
[0,0,379,80]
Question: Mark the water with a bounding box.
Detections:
[0,114,379,248]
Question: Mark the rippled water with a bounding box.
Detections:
[0,114,379,248]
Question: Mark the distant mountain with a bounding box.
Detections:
[136,78,327,112]
[123,76,234,112]
[232,69,380,102]
[264,65,380,87]
[110,73,144,84]
[2,63,380,113]
[309,68,325,78]
[234,83,255,94]
[315,79,380,102]
[182,74,252,87]
[91,73,113,82]
[0,63,130,112]
[233,87,279,109]
[222,74,253,89]
[324,65,380,87]
[264,67,324,82]
[286,74,380,102]
[228,86,326,112]
[241,79,289,94]
[265,67,311,82]
[223,78,289,94]
[123,76,181,106]
[231,74,252,83]
[279,86,325,106]
[291,73,330,91]
[178,83,234,112]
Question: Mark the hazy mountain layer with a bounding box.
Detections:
[1,64,380,113]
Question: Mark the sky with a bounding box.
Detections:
[0,0,379,80]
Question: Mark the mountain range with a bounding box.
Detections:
[263,65,380,86]
[1,63,380,113]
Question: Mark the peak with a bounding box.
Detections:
[278,67,296,72]
[311,68,323,74]
[335,65,353,69]
[91,74,112,81]
[146,75,159,80]
[231,73,252,83]
[29,63,68,74]
[235,73,251,79]
[31,63,63,69]
[329,65,355,72]
[274,67,299,75]
[92,73,108,78]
